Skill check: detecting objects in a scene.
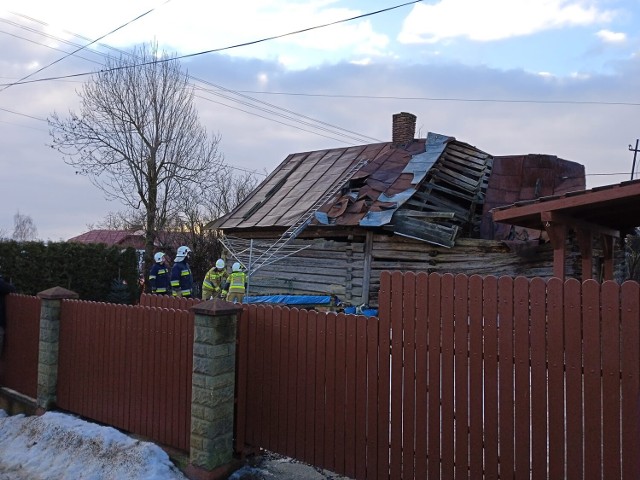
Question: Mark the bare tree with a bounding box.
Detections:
[12,211,38,242]
[48,42,224,272]
[199,166,261,220]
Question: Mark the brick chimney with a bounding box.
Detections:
[392,112,417,145]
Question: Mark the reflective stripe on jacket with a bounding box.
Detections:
[148,263,170,294]
[170,260,193,297]
[227,271,246,293]
[202,268,228,299]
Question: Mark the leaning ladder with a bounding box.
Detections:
[252,158,369,265]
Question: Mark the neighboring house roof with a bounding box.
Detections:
[68,230,145,248]
[67,230,185,250]
[216,112,587,248]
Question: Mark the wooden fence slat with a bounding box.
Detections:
[514,276,531,479]
[323,312,337,472]
[529,278,548,480]
[565,279,584,480]
[132,307,144,443]
[366,309,379,480]
[414,272,429,479]
[295,309,308,461]
[377,272,391,480]
[314,309,327,467]
[498,276,515,480]
[547,277,565,479]
[263,306,274,453]
[185,309,194,451]
[256,306,267,448]
[621,281,640,480]
[167,310,177,450]
[305,311,318,466]
[440,273,455,480]
[454,274,469,480]
[482,276,499,480]
[344,313,357,478]
[235,308,249,453]
[402,272,416,480]
[390,270,404,480]
[57,300,71,409]
[148,306,158,441]
[286,308,299,458]
[601,281,621,480]
[334,311,347,475]
[355,316,368,480]
[270,307,282,455]
[246,306,259,447]
[468,275,484,479]
[278,307,291,456]
[583,280,602,480]
[427,273,442,480]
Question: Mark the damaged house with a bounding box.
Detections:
[212,112,590,307]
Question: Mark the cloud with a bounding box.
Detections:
[596,29,626,43]
[398,0,615,43]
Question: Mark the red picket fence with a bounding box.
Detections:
[56,300,194,451]
[0,294,40,398]
[235,272,640,480]
[138,293,202,310]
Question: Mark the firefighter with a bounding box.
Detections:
[225,262,247,304]
[170,246,193,298]
[202,258,228,300]
[148,252,170,294]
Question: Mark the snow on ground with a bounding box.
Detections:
[0,409,187,479]
[0,409,349,480]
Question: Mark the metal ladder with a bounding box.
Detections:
[254,158,368,262]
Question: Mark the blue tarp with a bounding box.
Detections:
[245,295,332,305]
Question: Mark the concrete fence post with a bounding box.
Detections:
[185,299,243,480]
[35,286,79,413]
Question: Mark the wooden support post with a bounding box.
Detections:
[576,229,593,281]
[601,234,615,281]
[361,231,374,305]
[543,220,567,280]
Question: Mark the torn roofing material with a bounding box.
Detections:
[217,132,492,239]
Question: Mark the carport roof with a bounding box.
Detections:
[491,179,640,234]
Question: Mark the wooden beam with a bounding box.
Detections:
[601,234,614,281]
[576,228,593,281]
[361,231,373,305]
[492,181,640,223]
[544,221,567,280]
[540,211,620,238]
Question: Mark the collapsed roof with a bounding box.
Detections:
[216,113,585,248]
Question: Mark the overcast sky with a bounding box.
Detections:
[1,0,639,241]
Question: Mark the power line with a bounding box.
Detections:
[231,90,640,107]
[1,11,384,145]
[1,1,424,88]
[0,1,172,94]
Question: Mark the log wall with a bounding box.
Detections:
[246,232,630,307]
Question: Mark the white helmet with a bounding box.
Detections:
[232,262,242,272]
[215,259,225,269]
[154,252,165,263]
[175,245,191,261]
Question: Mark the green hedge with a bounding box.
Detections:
[0,241,139,303]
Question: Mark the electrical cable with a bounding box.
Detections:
[0,1,173,93]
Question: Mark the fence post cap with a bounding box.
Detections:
[191,298,243,317]
[37,286,80,300]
